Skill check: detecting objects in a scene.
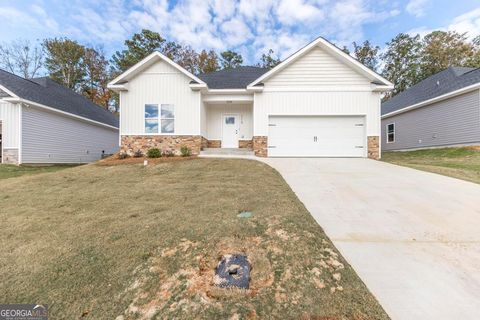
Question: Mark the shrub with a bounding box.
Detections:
[118,152,128,159]
[180,146,192,157]
[133,150,143,158]
[147,148,161,158]
[162,150,175,157]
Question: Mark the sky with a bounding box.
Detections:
[0,0,479,64]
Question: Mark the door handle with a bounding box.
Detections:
[313,136,317,142]
[236,130,238,134]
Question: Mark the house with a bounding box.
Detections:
[0,70,119,165]
[108,37,393,159]
[382,67,480,151]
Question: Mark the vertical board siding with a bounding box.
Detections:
[265,46,371,88]
[0,101,20,148]
[381,90,480,150]
[254,91,381,136]
[22,106,119,163]
[205,104,253,140]
[120,59,200,135]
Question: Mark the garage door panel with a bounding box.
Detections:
[268,116,365,157]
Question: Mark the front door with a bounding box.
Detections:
[222,114,239,148]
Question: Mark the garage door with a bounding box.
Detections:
[268,116,366,157]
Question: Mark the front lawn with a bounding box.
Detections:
[0,159,388,319]
[0,164,77,180]
[382,147,480,184]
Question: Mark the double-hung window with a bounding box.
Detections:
[144,104,175,134]
[386,123,395,143]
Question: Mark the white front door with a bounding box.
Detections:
[222,114,239,148]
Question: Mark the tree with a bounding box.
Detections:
[341,46,350,55]
[381,33,422,97]
[111,29,167,73]
[466,35,480,68]
[43,38,85,89]
[82,47,111,108]
[220,50,243,69]
[0,39,43,79]
[176,46,199,74]
[420,31,474,79]
[197,50,220,73]
[353,40,380,71]
[258,49,281,69]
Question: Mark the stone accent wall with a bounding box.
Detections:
[367,136,380,160]
[2,148,19,164]
[201,136,208,150]
[207,140,221,148]
[121,135,202,156]
[239,139,253,149]
[253,136,268,157]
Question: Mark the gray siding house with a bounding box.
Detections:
[381,67,480,151]
[0,70,119,165]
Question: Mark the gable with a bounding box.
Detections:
[264,46,371,88]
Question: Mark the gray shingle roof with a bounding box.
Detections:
[382,67,480,115]
[197,66,269,89]
[0,69,119,127]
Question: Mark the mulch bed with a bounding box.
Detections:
[96,154,198,166]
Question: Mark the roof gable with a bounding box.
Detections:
[264,46,371,87]
[108,51,206,87]
[248,37,393,89]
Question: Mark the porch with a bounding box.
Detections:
[201,94,254,150]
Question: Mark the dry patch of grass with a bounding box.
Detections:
[0,159,388,319]
[382,147,480,184]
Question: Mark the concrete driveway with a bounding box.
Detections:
[262,158,480,320]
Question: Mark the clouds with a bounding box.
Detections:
[0,0,478,64]
[406,0,431,18]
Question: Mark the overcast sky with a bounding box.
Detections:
[0,0,479,64]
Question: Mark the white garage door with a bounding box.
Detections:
[268,116,366,157]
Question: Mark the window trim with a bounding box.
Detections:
[386,123,395,143]
[144,104,175,134]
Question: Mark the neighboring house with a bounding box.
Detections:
[108,37,393,159]
[0,70,119,165]
[382,67,480,151]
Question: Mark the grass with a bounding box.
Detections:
[0,159,388,319]
[0,164,77,180]
[382,147,480,184]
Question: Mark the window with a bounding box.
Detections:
[386,123,395,143]
[144,104,175,134]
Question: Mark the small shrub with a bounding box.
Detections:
[162,150,175,157]
[147,148,161,158]
[118,152,128,159]
[133,150,143,158]
[180,146,192,157]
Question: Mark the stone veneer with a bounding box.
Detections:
[367,136,380,160]
[201,136,208,150]
[253,136,268,157]
[2,148,19,164]
[121,135,202,156]
[239,139,253,149]
[207,140,221,148]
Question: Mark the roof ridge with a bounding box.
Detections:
[0,68,45,87]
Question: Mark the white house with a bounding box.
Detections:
[0,71,119,165]
[108,37,393,159]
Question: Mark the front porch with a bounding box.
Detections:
[201,99,254,150]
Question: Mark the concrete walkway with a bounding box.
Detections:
[262,158,480,320]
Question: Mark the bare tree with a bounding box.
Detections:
[0,39,43,79]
